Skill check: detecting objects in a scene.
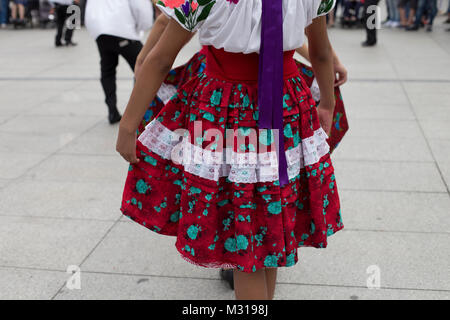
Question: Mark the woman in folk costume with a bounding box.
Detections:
[136,14,349,152]
[117,0,344,300]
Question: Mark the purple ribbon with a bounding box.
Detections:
[258,0,289,186]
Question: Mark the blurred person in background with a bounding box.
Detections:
[445,0,450,24]
[384,0,401,28]
[0,0,9,28]
[85,0,153,124]
[398,0,417,27]
[362,0,381,47]
[11,0,27,26]
[406,0,437,31]
[52,0,80,47]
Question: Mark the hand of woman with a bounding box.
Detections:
[334,60,348,87]
[317,102,335,136]
[116,125,139,164]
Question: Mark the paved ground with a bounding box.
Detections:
[0,17,449,300]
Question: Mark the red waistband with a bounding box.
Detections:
[204,46,298,82]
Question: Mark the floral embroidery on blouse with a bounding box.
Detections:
[157,0,217,31]
[317,0,335,15]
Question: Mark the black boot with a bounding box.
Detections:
[220,269,234,290]
[361,40,377,47]
[108,108,122,125]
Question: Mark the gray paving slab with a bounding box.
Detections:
[0,152,48,179]
[334,160,447,192]
[82,221,221,280]
[24,154,127,183]
[55,273,234,300]
[428,139,450,163]
[275,283,450,300]
[277,230,450,291]
[438,162,450,191]
[59,122,119,156]
[332,136,433,162]
[420,120,450,140]
[0,114,101,136]
[0,179,122,220]
[0,216,115,270]
[340,82,411,108]
[0,267,67,300]
[339,190,450,233]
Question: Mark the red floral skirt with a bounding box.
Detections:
[122,46,343,273]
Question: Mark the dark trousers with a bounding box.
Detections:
[96,34,143,113]
[414,0,437,27]
[364,0,380,44]
[55,4,73,43]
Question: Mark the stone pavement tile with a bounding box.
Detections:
[0,131,79,154]
[82,221,220,280]
[0,267,66,300]
[0,152,48,179]
[0,116,14,125]
[29,101,108,117]
[0,81,80,115]
[394,59,450,81]
[277,230,450,291]
[55,273,234,300]
[339,190,450,233]
[59,122,118,156]
[275,283,450,300]
[0,216,115,270]
[344,119,423,140]
[340,82,410,108]
[24,154,127,183]
[333,160,446,192]
[403,83,450,121]
[0,179,11,189]
[420,120,450,140]
[0,115,101,136]
[428,139,450,163]
[0,179,122,220]
[332,136,433,162]
[437,162,450,191]
[341,102,415,121]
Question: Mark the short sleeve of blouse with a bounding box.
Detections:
[156,0,217,32]
[313,0,337,19]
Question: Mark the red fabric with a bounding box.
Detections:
[206,46,298,81]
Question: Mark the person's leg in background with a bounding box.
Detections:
[385,0,401,27]
[446,0,450,23]
[96,35,122,124]
[398,0,408,26]
[117,39,143,73]
[0,0,9,27]
[54,4,65,46]
[362,0,380,47]
[407,0,425,30]
[425,0,438,31]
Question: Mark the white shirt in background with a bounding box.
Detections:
[85,0,154,41]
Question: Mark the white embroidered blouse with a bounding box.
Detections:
[156,0,336,54]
